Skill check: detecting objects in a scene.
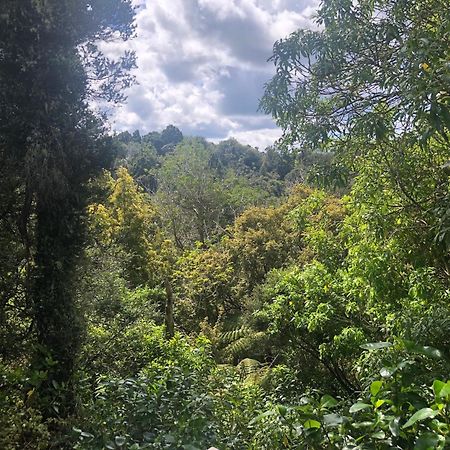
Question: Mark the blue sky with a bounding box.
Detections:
[106,0,318,149]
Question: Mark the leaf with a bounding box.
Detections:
[370,380,383,397]
[433,379,450,399]
[380,360,414,378]
[143,432,153,442]
[164,434,176,444]
[321,394,338,408]
[304,419,321,429]
[414,432,440,450]
[360,342,392,350]
[372,430,385,439]
[402,408,440,429]
[323,413,345,426]
[277,405,288,416]
[380,366,395,378]
[115,436,126,446]
[249,409,276,424]
[352,421,374,429]
[80,432,94,439]
[433,380,445,398]
[349,402,371,413]
[402,340,445,360]
[389,417,400,437]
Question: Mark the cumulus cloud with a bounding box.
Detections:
[108,0,319,149]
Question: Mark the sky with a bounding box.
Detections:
[107,0,319,149]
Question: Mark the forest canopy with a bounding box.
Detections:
[0,0,449,449]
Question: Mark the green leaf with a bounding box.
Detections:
[143,432,153,442]
[249,409,276,424]
[115,436,126,446]
[433,380,450,399]
[433,380,445,397]
[304,419,321,429]
[349,402,371,413]
[164,434,176,444]
[402,408,440,429]
[414,432,440,450]
[360,342,392,350]
[352,421,374,429]
[380,360,414,378]
[403,340,445,360]
[80,432,94,439]
[323,413,345,427]
[370,380,383,397]
[389,417,400,437]
[372,430,386,439]
[321,394,338,408]
[380,366,395,378]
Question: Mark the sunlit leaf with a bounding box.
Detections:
[402,408,439,429]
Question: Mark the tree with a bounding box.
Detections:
[261,0,450,263]
[87,167,177,341]
[157,138,229,247]
[210,138,263,176]
[160,125,183,152]
[0,0,135,415]
[261,0,450,149]
[142,125,183,155]
[88,168,159,287]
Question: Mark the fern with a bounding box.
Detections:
[219,326,252,345]
[218,323,269,366]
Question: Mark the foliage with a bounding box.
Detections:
[0,0,136,417]
[87,167,161,286]
[1,0,449,447]
[72,334,265,450]
[156,138,230,246]
[261,0,450,149]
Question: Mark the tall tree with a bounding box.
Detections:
[260,0,450,259]
[157,138,228,247]
[261,0,449,149]
[0,0,135,415]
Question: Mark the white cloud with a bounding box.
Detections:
[106,0,318,148]
[215,127,283,150]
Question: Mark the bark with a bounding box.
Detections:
[32,200,83,417]
[164,277,175,339]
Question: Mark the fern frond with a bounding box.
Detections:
[219,326,252,345]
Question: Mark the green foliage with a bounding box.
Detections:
[0,0,136,418]
[156,138,230,246]
[72,335,265,450]
[0,367,51,450]
[1,0,449,447]
[261,0,450,148]
[87,167,161,286]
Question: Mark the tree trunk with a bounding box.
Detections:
[164,277,174,339]
[32,200,82,417]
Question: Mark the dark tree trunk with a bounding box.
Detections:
[32,200,83,417]
[164,278,175,339]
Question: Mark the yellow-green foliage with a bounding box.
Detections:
[174,246,235,328]
[87,167,165,286]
